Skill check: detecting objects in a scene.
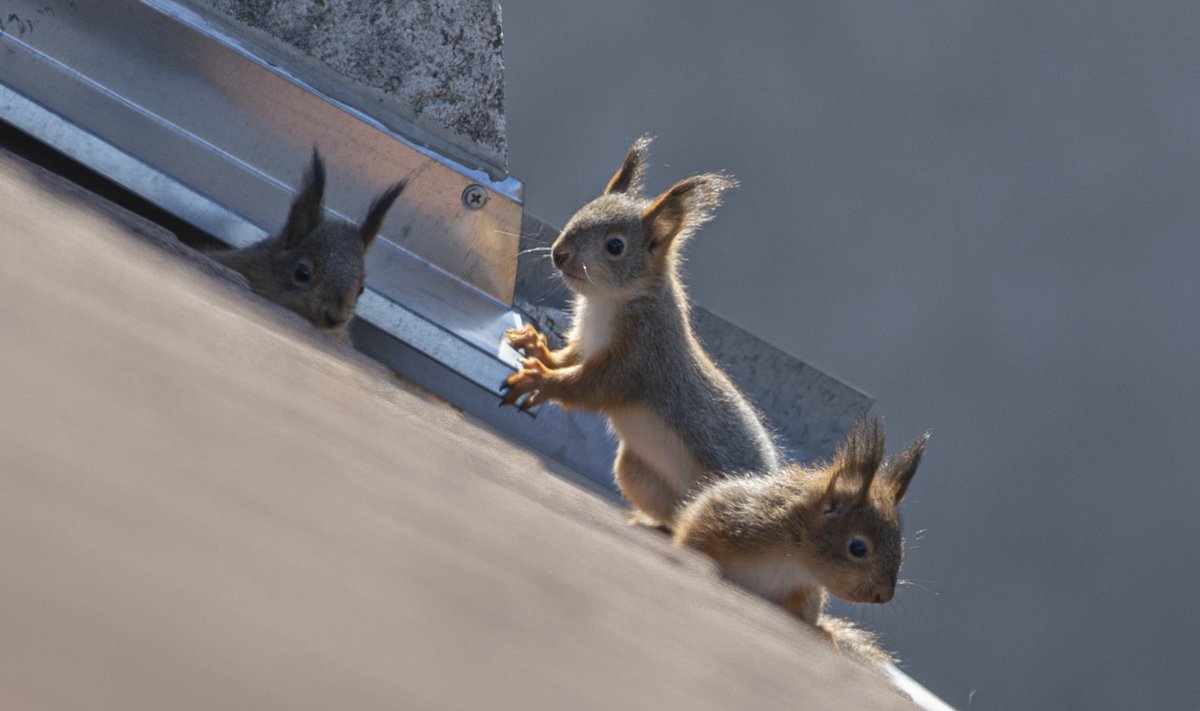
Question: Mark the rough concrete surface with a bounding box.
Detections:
[187,0,506,168]
[0,154,914,708]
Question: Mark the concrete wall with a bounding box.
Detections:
[183,0,507,171]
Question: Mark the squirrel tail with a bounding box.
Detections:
[818,614,894,667]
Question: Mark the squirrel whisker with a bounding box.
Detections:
[896,579,940,595]
[894,596,914,624]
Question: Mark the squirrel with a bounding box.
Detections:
[209,149,404,339]
[672,417,927,633]
[500,136,780,529]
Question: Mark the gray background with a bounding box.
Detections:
[502,3,1200,709]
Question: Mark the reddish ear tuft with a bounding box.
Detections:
[885,432,929,504]
[605,135,653,195]
[825,417,886,504]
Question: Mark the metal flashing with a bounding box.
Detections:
[1,0,526,395]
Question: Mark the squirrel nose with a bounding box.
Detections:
[552,247,570,268]
[874,588,894,604]
[323,301,346,329]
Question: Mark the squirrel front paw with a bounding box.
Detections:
[504,323,540,350]
[504,323,553,362]
[499,358,548,411]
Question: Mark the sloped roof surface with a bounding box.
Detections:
[0,151,915,709]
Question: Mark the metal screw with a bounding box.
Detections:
[462,184,488,210]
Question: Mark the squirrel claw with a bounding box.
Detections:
[498,358,548,409]
[505,358,547,382]
[517,390,543,412]
[498,383,521,408]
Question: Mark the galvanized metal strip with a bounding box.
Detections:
[0,84,523,397]
[0,0,522,303]
[356,290,522,394]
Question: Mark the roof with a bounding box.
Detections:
[0,145,918,709]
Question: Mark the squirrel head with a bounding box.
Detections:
[550,136,736,301]
[797,418,928,605]
[263,149,404,335]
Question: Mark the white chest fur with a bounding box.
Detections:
[720,555,822,602]
[573,296,620,360]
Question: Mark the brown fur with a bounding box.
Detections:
[501,137,780,528]
[674,418,927,638]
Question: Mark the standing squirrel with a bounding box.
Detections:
[210,149,404,339]
[500,137,780,528]
[672,417,928,629]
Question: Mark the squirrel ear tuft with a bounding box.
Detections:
[280,148,326,250]
[885,432,929,504]
[605,135,653,195]
[641,172,736,258]
[359,180,406,248]
[827,417,886,503]
[818,467,849,515]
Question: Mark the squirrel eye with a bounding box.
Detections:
[605,237,625,256]
[293,261,313,284]
[848,537,869,559]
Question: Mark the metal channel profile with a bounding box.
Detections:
[0,0,524,393]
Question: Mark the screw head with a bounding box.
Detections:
[462,184,489,210]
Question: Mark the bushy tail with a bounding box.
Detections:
[818,613,893,667]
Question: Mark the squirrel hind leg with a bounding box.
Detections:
[613,445,683,528]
